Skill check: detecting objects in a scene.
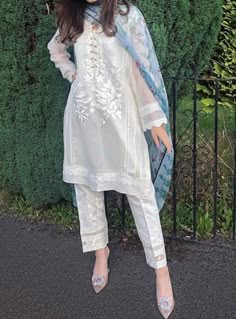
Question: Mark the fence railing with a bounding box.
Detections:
[72,76,236,242]
[168,76,236,242]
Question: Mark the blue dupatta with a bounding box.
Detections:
[72,3,174,213]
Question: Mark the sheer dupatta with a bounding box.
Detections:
[85,4,174,212]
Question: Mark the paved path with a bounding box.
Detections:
[0,213,235,319]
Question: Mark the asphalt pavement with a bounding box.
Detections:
[0,211,235,319]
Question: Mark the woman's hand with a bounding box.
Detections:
[72,71,77,81]
[151,124,172,153]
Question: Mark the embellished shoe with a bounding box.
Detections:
[91,246,110,294]
[155,266,175,318]
[157,295,175,319]
[92,267,110,294]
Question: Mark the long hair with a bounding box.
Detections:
[54,0,131,44]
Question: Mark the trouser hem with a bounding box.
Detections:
[81,235,109,253]
[146,257,167,269]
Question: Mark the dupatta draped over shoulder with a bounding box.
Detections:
[83,3,174,212]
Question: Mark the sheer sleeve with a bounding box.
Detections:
[128,5,169,132]
[47,28,77,83]
[130,58,168,132]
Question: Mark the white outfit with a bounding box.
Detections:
[47,14,168,198]
[47,6,169,269]
[74,182,167,269]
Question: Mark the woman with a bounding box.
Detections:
[47,0,175,317]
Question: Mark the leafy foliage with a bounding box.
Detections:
[197,0,235,111]
[133,0,223,96]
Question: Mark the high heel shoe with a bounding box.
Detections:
[155,266,175,318]
[157,294,175,319]
[91,246,110,294]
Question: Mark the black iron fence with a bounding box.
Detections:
[102,77,236,242]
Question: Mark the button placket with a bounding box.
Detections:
[88,24,100,72]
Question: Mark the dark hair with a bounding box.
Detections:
[54,0,130,44]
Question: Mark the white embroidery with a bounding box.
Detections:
[63,165,154,197]
[73,22,124,126]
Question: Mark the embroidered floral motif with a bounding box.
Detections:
[73,22,124,126]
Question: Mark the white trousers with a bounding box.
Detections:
[74,183,167,269]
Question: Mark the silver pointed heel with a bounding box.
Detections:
[157,294,175,319]
[91,246,110,294]
[92,267,110,294]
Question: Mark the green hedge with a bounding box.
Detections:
[0,0,222,207]
[134,0,222,95]
[0,1,73,207]
[198,0,235,110]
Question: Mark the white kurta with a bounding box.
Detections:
[47,8,168,197]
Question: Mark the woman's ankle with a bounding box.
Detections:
[95,245,109,257]
[155,265,169,277]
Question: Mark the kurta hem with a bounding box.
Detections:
[63,167,154,197]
